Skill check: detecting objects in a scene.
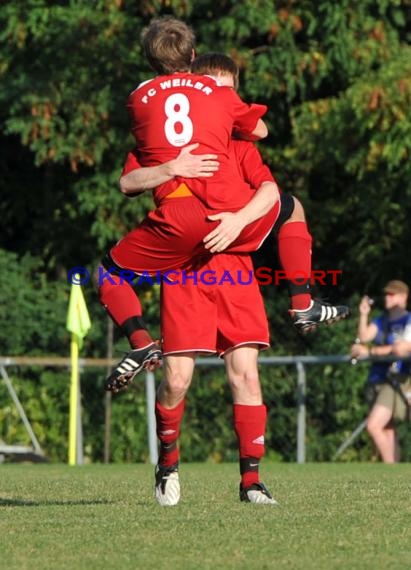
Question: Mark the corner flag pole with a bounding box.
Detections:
[66,274,91,466]
[69,335,79,465]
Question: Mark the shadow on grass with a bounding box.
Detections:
[0,498,114,507]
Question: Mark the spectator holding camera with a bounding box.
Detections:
[350,280,411,462]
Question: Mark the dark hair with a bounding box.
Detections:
[141,16,195,74]
[190,52,239,90]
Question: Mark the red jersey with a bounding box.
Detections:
[127,73,267,209]
[122,139,276,210]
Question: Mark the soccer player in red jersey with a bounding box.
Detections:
[99,22,349,391]
[106,52,349,502]
[100,132,280,392]
[155,253,277,506]
[118,139,278,502]
[100,133,282,392]
[99,18,279,389]
[126,18,268,211]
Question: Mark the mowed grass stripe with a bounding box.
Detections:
[0,463,410,570]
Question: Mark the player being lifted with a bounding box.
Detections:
[98,18,349,392]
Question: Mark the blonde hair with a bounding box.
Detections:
[141,16,195,74]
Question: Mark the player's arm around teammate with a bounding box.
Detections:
[120,143,220,196]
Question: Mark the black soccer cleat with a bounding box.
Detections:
[105,342,162,393]
[289,299,350,334]
[239,482,278,505]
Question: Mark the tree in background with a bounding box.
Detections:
[0,0,410,462]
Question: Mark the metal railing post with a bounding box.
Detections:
[0,365,43,456]
[296,361,306,464]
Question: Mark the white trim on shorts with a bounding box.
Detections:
[219,341,270,358]
[162,348,216,357]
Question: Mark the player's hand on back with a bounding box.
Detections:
[171,143,219,178]
[203,211,247,253]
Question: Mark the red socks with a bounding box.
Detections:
[277,221,313,310]
[155,399,185,467]
[99,275,153,348]
[155,401,267,483]
[233,404,267,488]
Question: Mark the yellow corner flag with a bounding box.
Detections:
[66,275,91,466]
[66,276,91,348]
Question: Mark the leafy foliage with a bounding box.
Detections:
[1,0,411,462]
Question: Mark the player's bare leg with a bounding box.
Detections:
[155,354,195,506]
[225,346,277,505]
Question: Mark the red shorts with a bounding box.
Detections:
[109,195,279,274]
[160,253,270,356]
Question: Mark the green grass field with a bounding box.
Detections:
[1,463,410,570]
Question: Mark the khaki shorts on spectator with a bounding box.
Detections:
[376,378,411,421]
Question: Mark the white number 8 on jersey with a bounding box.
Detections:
[164,93,193,147]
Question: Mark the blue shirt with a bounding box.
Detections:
[367,312,411,384]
